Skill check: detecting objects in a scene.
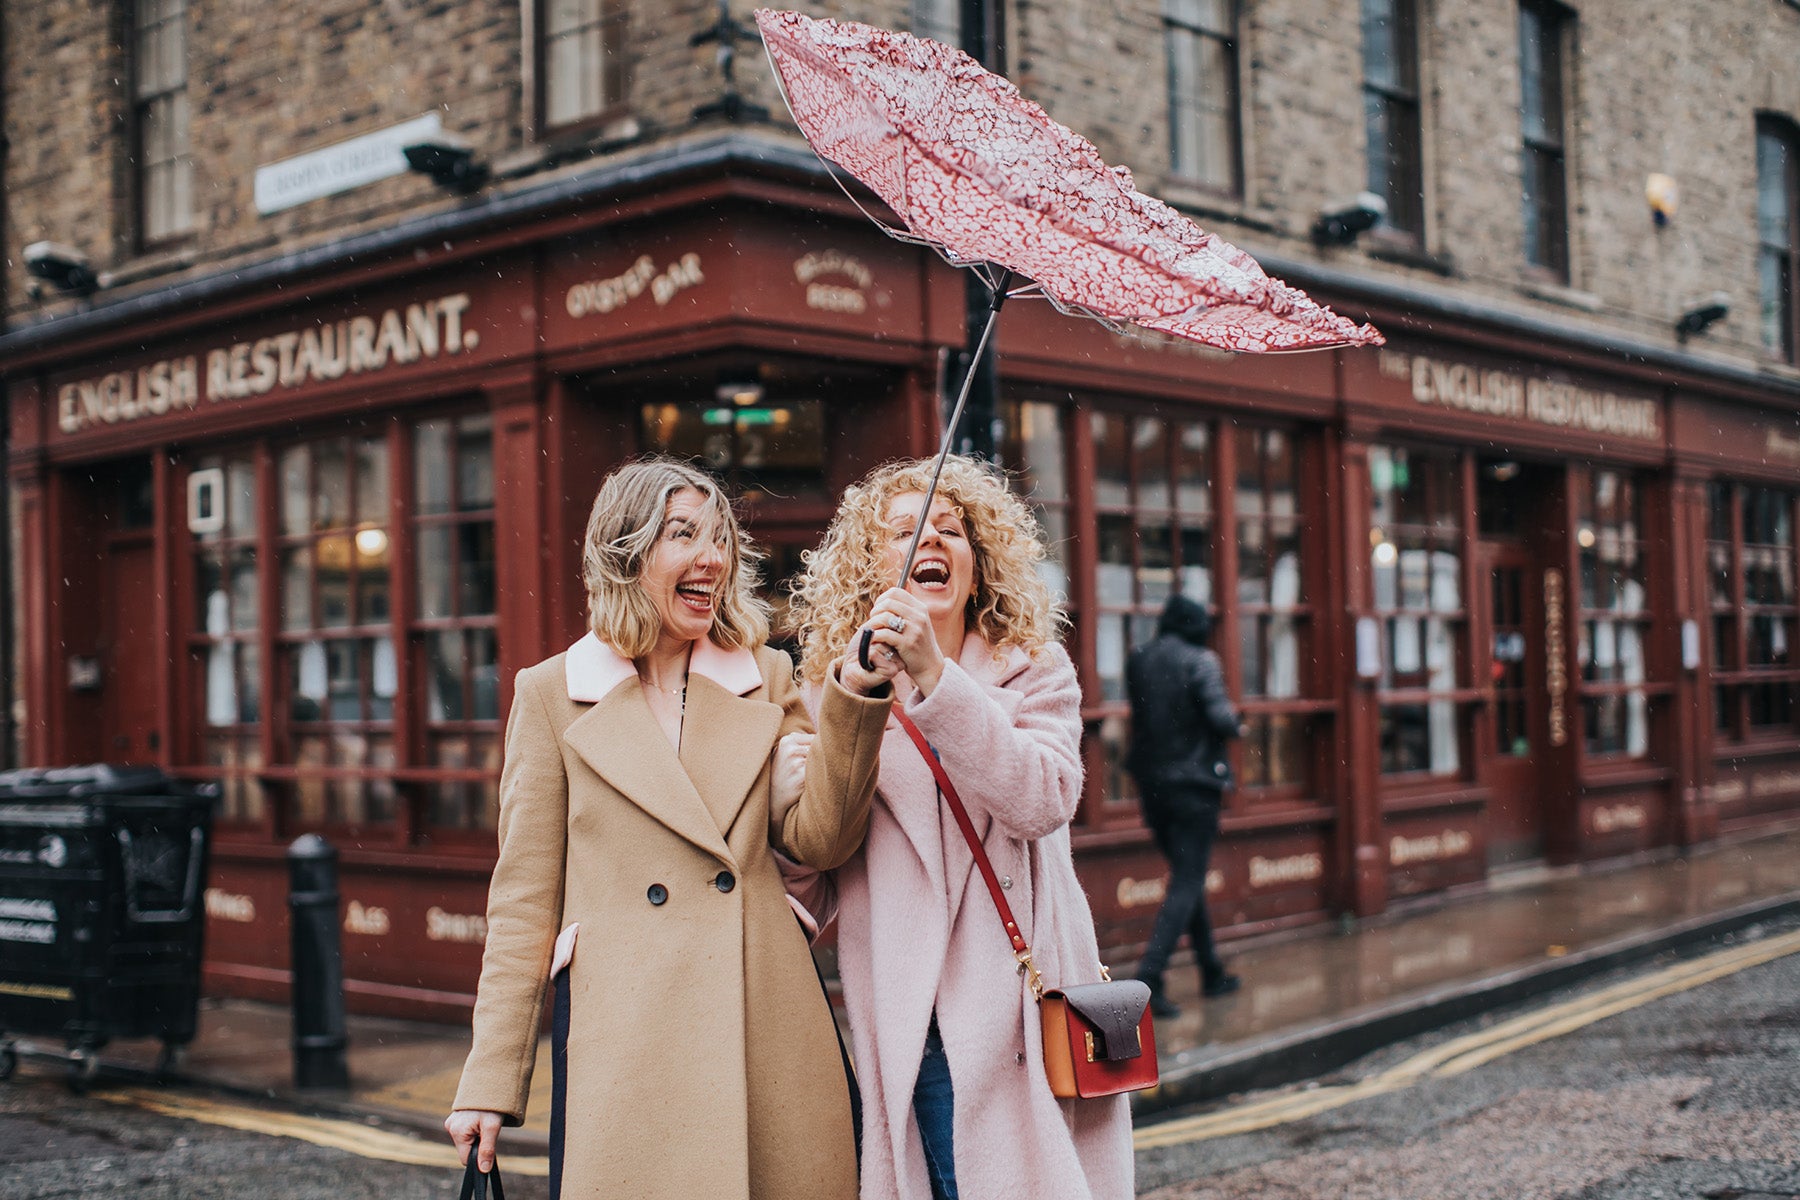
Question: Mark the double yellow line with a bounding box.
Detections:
[1134,926,1800,1151]
[98,1089,552,1177]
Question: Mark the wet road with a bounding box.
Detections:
[0,921,1794,1199]
[1135,918,1800,1199]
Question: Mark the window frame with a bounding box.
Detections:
[1163,0,1245,196]
[1517,0,1572,281]
[533,0,630,139]
[1574,467,1656,760]
[1360,0,1426,241]
[1708,480,1800,743]
[129,0,194,249]
[1367,443,1479,781]
[1757,115,1800,364]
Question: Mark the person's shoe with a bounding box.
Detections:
[1139,975,1182,1019]
[1201,972,1241,999]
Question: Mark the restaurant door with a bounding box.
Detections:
[1478,540,1544,863]
[1474,458,1563,865]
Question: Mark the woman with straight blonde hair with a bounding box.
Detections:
[447,455,900,1199]
[779,456,1133,1200]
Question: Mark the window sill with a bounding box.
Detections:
[1152,181,1283,236]
[1378,783,1488,814]
[1713,737,1800,762]
[1520,278,1602,312]
[1364,236,1457,277]
[498,114,645,178]
[1578,761,1671,789]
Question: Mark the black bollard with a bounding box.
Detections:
[287,834,349,1089]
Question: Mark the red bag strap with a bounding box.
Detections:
[892,707,1043,995]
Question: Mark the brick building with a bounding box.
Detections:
[2,0,1799,1017]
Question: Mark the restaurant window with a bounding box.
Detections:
[641,394,828,501]
[1758,116,1799,363]
[278,435,397,828]
[1001,399,1073,606]
[1577,469,1650,757]
[1090,410,1215,800]
[415,415,502,831]
[133,0,193,244]
[1234,426,1312,789]
[1164,0,1242,194]
[1369,445,1466,776]
[1518,0,1571,279]
[1709,482,1798,738]
[1361,0,1424,239]
[911,0,959,47]
[537,0,627,132]
[191,454,263,822]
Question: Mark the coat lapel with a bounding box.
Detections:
[681,676,784,847]
[562,684,732,863]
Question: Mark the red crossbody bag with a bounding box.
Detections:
[892,708,1158,1100]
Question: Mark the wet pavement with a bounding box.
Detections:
[19,822,1800,1139]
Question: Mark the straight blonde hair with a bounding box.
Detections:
[581,457,770,658]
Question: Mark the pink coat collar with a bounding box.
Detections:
[563,631,763,702]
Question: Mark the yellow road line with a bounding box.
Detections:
[96,1088,552,1177]
[1133,927,1800,1151]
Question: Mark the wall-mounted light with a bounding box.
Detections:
[1676,292,1730,341]
[354,528,389,558]
[1576,525,1597,549]
[1311,192,1388,247]
[1645,173,1679,227]
[23,241,98,295]
[402,133,490,193]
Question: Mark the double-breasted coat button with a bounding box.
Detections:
[714,870,736,893]
[1016,1051,1026,1065]
[1001,875,1013,890]
[647,884,668,905]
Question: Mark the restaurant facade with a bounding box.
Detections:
[6,148,1800,1018]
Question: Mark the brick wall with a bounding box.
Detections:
[7,0,1800,376]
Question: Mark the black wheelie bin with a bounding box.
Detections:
[0,765,217,1090]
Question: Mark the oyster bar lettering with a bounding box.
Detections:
[56,292,477,435]
[1380,350,1661,441]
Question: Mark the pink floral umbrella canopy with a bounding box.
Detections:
[754,7,1383,352]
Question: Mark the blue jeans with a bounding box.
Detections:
[912,1016,958,1200]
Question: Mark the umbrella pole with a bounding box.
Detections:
[860,270,1015,671]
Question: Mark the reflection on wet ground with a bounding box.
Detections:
[1152,826,1800,1067]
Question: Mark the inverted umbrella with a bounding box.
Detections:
[752,8,1382,665]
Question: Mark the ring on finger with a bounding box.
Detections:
[884,614,906,634]
[882,646,898,661]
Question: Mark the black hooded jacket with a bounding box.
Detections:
[1124,595,1241,791]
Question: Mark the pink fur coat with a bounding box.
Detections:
[792,635,1134,1200]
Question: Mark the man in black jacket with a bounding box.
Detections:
[1126,593,1243,1018]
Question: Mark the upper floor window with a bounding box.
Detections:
[133,0,193,244]
[911,0,960,48]
[1518,0,1571,279]
[1758,116,1799,362]
[1361,0,1424,239]
[1164,0,1242,194]
[539,0,627,132]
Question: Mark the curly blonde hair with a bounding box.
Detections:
[581,456,770,657]
[791,456,1067,683]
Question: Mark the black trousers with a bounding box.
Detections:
[1135,781,1227,984]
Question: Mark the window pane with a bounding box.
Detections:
[1176,421,1212,515]
[229,547,258,632]
[280,446,310,536]
[416,526,453,619]
[415,421,453,516]
[315,536,351,628]
[281,546,312,631]
[457,415,495,510]
[1134,417,1171,509]
[1092,413,1130,507]
[427,630,466,721]
[314,440,349,530]
[457,522,497,616]
[355,437,388,525]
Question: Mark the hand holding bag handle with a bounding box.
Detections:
[458,1153,506,1200]
[891,708,1157,1099]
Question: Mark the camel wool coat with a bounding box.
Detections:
[453,633,891,1200]
[790,636,1135,1200]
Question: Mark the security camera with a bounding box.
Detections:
[1311,192,1388,247]
[402,133,490,193]
[23,241,98,294]
[1676,291,1730,339]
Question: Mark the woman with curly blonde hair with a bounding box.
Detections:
[779,456,1134,1200]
